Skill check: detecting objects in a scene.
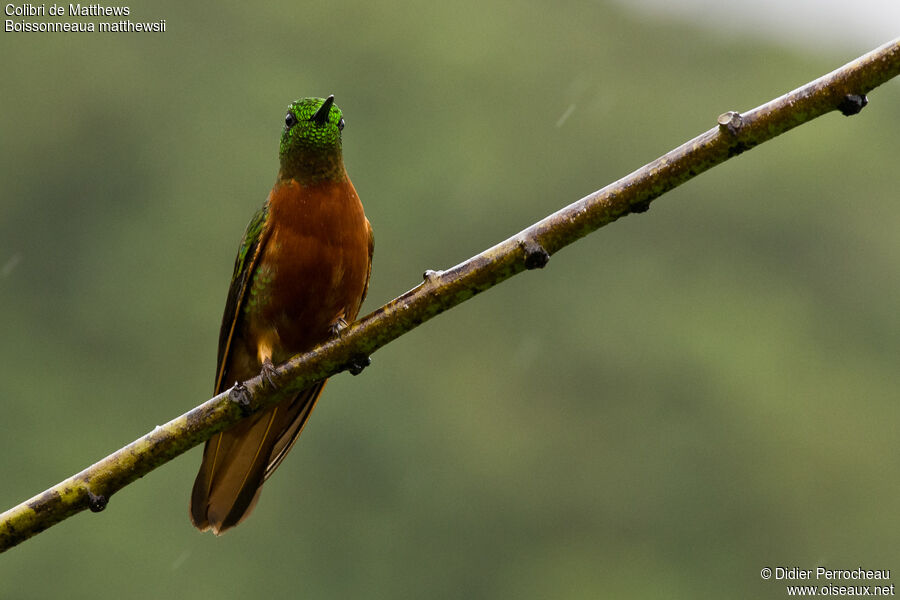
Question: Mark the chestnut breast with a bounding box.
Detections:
[245,177,371,363]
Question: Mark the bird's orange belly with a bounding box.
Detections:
[245,211,369,364]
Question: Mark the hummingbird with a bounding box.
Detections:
[190,96,373,534]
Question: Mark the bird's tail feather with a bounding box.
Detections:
[189,381,327,534]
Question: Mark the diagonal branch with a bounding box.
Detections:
[2,38,898,553]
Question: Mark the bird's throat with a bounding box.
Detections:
[278,148,345,185]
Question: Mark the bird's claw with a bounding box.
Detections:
[260,358,280,388]
[330,317,349,337]
[230,381,253,415]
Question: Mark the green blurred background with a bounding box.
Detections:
[2,1,898,597]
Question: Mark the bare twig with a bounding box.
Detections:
[2,38,898,553]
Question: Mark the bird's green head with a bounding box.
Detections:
[278,95,346,183]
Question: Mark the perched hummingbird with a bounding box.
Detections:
[190,96,373,534]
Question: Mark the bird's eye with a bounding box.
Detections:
[285,112,297,128]
[337,118,345,131]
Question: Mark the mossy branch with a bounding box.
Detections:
[2,38,898,553]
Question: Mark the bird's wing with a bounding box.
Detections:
[192,202,274,533]
[359,218,374,308]
[263,381,327,480]
[213,202,270,394]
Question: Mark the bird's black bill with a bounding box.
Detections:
[311,95,335,125]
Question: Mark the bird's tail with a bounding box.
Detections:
[189,381,326,534]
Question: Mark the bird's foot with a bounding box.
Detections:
[230,381,253,415]
[260,358,280,388]
[345,354,371,376]
[330,317,349,337]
